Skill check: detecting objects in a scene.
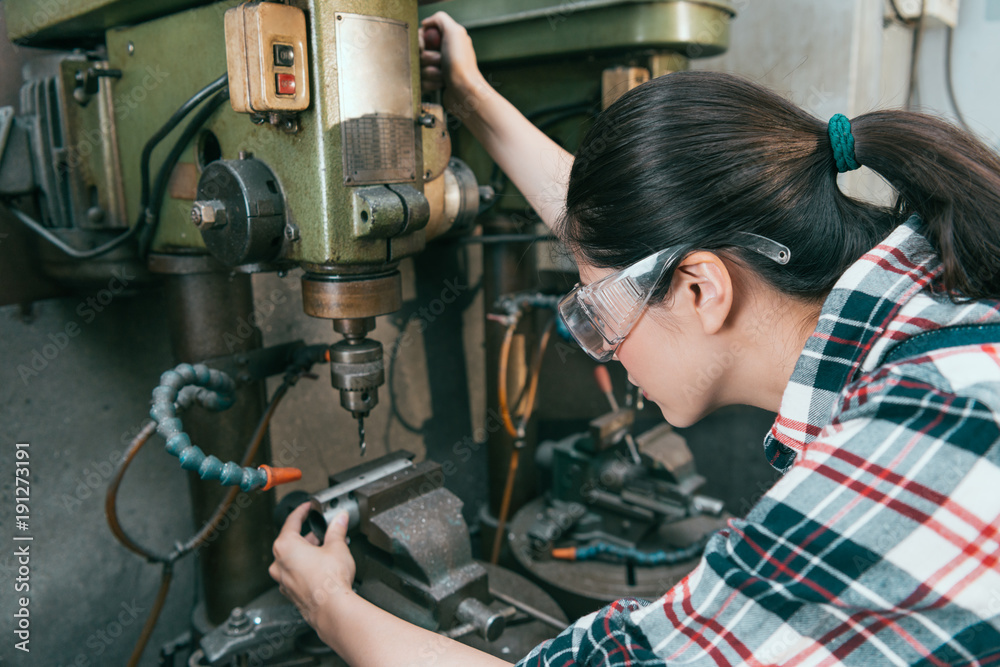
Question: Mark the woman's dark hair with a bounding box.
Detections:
[561,70,1000,302]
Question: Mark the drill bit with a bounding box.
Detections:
[357,415,366,456]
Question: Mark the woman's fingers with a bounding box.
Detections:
[278,502,312,541]
[422,67,443,93]
[323,511,350,551]
[420,50,442,67]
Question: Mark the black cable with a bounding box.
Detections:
[2,73,228,260]
[388,314,425,434]
[139,88,230,257]
[138,73,229,214]
[944,26,971,131]
[0,201,142,259]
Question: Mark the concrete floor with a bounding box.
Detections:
[0,287,197,666]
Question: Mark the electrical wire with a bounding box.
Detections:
[2,73,228,260]
[944,26,971,131]
[107,374,298,667]
[0,200,141,259]
[139,87,230,257]
[105,420,169,561]
[491,315,557,564]
[128,562,173,667]
[387,314,425,434]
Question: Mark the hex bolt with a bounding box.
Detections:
[191,200,228,230]
[284,224,300,242]
[224,607,252,635]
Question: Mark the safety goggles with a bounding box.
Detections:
[558,233,791,362]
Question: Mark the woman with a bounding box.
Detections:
[269,12,1000,666]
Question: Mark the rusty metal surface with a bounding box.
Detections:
[301,271,403,320]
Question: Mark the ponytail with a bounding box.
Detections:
[563,71,1000,304]
[852,111,1000,299]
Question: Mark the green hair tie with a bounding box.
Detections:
[828,113,860,173]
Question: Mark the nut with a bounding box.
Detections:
[191,200,228,230]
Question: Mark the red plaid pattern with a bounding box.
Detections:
[518,218,1000,666]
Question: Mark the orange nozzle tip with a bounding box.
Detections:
[260,465,303,491]
[551,547,576,560]
[323,349,331,362]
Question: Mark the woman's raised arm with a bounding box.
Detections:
[421,11,574,231]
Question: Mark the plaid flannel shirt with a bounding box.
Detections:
[517,218,1000,666]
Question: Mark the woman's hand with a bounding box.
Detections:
[419,11,485,112]
[268,503,355,626]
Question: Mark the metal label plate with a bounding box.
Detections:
[336,13,416,185]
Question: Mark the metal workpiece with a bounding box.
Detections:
[306,451,504,638]
[193,155,287,266]
[454,598,507,642]
[306,451,416,538]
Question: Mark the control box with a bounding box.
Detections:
[225,1,310,114]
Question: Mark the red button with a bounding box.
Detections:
[276,73,296,96]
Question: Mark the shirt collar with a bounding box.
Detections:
[763,216,942,472]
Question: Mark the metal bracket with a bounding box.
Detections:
[199,605,309,664]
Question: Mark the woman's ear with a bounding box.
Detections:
[671,252,733,335]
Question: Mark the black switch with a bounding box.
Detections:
[273,44,295,68]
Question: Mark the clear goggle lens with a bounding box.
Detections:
[558,233,790,363]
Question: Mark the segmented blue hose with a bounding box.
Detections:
[149,363,268,492]
[574,538,707,566]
